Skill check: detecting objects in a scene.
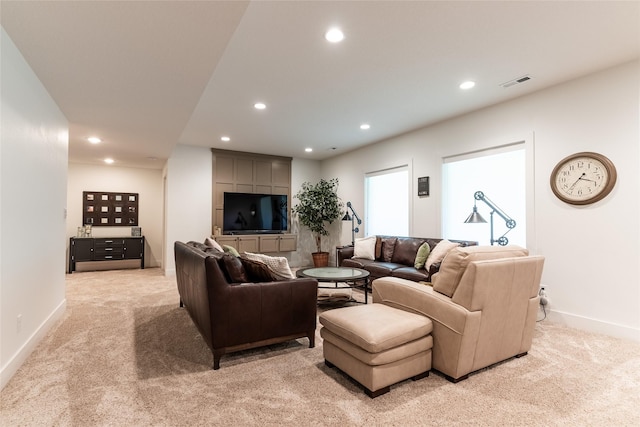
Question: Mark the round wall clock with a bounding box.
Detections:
[550,152,617,205]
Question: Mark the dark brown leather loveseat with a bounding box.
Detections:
[174,241,318,369]
[337,236,477,282]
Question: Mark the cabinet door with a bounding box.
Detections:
[215,236,238,248]
[279,235,297,252]
[124,238,144,259]
[238,236,258,253]
[73,238,94,261]
[259,236,279,253]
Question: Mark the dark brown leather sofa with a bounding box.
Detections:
[174,241,318,369]
[338,236,477,282]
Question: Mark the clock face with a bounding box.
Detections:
[550,152,617,205]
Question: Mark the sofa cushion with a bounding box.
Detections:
[391,267,429,282]
[342,258,376,269]
[353,236,377,260]
[390,237,427,266]
[432,245,529,297]
[364,262,404,279]
[414,242,431,269]
[240,258,276,282]
[380,237,397,262]
[425,239,459,271]
[220,254,248,283]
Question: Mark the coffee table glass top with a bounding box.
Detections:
[298,267,369,281]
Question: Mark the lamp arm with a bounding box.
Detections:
[474,191,516,229]
[346,201,362,225]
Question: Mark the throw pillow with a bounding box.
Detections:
[222,245,240,257]
[352,236,376,260]
[414,242,431,270]
[243,252,294,279]
[240,258,275,282]
[424,239,459,271]
[221,254,248,283]
[381,237,397,262]
[204,237,224,252]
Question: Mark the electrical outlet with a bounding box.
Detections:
[17,314,22,333]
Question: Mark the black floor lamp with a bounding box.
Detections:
[464,191,516,246]
[342,201,362,246]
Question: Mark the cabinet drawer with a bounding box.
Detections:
[94,239,125,249]
[94,247,124,259]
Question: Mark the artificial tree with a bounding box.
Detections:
[293,178,343,266]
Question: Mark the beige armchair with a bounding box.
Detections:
[372,245,544,382]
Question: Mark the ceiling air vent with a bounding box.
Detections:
[500,75,532,88]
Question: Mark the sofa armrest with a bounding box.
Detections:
[372,277,470,335]
[336,245,354,266]
[217,278,318,347]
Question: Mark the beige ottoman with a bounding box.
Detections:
[319,303,433,398]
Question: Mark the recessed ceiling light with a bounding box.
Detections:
[305,148,313,153]
[360,123,371,130]
[325,28,344,43]
[460,81,476,90]
[104,158,114,164]
[254,102,266,110]
[221,136,231,142]
[87,137,101,144]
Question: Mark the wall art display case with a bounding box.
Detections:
[83,191,139,226]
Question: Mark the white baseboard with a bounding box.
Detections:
[163,268,176,277]
[548,309,640,343]
[0,299,67,390]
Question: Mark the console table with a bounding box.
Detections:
[68,236,145,273]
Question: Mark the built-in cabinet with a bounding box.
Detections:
[211,149,296,253]
[212,149,292,232]
[214,234,297,254]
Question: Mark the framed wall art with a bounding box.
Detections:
[83,191,139,226]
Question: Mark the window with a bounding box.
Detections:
[365,166,409,236]
[443,144,526,246]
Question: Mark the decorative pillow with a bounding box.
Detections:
[374,237,382,260]
[353,236,376,260]
[243,252,294,279]
[221,254,248,283]
[414,242,431,270]
[222,245,240,257]
[424,239,459,271]
[432,245,529,297]
[240,258,275,282]
[204,237,224,252]
[381,237,397,262]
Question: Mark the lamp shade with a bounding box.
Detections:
[464,206,487,223]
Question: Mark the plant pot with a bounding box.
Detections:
[312,252,330,267]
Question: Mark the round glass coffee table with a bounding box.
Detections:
[296,267,370,304]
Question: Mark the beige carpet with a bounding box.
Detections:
[2,268,639,426]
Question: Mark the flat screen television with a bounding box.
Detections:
[223,192,288,234]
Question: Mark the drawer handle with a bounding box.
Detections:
[104,256,113,259]
[105,248,113,251]
[104,240,113,243]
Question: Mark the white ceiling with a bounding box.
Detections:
[2,1,639,169]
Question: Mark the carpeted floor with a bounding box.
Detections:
[2,268,639,426]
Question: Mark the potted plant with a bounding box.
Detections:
[293,178,344,267]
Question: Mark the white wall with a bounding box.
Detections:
[66,163,163,269]
[1,28,69,389]
[163,144,213,276]
[322,60,640,341]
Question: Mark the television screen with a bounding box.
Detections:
[223,192,288,234]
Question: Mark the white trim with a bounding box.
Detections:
[548,309,640,343]
[1,299,67,390]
